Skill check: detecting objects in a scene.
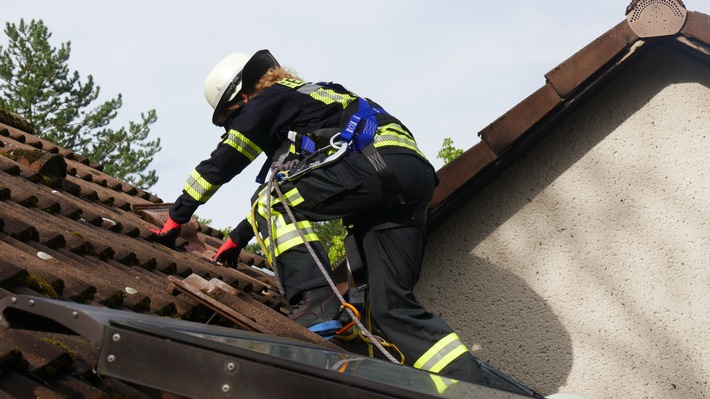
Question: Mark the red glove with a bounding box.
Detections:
[149,217,181,247]
[212,237,241,267]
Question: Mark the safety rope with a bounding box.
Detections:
[265,171,400,364]
[332,297,405,364]
[249,199,284,295]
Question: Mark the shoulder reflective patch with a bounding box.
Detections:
[292,83,356,108]
[309,88,355,107]
[223,129,262,161]
[277,78,306,89]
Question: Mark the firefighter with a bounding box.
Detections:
[150,49,487,385]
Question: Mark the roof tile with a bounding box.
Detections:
[479,83,562,155]
[545,20,638,98]
[431,141,496,209]
[0,329,74,381]
[0,371,66,399]
[430,8,710,231]
[682,11,710,46]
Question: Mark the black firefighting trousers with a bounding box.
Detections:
[249,150,487,385]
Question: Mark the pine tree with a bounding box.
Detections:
[0,19,161,189]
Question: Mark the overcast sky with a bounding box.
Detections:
[5,1,706,230]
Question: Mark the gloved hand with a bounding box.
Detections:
[149,217,181,248]
[212,237,241,267]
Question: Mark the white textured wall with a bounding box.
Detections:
[420,44,710,399]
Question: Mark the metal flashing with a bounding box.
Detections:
[0,295,537,399]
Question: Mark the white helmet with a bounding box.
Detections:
[203,49,280,125]
[204,52,251,110]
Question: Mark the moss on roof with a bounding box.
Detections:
[0,108,35,134]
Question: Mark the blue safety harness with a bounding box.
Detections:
[257,97,391,186]
[340,97,386,152]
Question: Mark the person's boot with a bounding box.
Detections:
[288,285,342,329]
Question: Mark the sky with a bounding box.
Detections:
[5,1,704,231]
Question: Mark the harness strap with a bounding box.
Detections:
[360,143,406,208]
[344,202,429,291]
[255,131,318,184]
[287,130,316,154]
[340,97,408,207]
[255,158,272,184]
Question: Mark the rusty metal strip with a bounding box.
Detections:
[167,275,268,333]
[168,274,341,349]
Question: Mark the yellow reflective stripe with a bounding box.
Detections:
[183,169,221,202]
[429,375,458,394]
[253,189,278,263]
[223,129,262,161]
[254,189,318,257]
[275,232,320,256]
[283,187,304,207]
[413,333,469,373]
[279,78,356,108]
[272,220,318,256]
[430,345,468,373]
[272,218,316,241]
[308,88,355,107]
[373,123,426,158]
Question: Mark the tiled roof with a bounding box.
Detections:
[429,4,710,230]
[0,117,341,397]
[3,2,708,397]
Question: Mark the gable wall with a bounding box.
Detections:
[419,44,710,399]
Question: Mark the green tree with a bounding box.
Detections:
[314,220,347,266]
[0,19,161,189]
[245,242,265,257]
[241,219,346,266]
[437,137,464,164]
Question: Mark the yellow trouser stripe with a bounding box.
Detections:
[183,169,220,202]
[252,188,317,257]
[223,129,261,161]
[430,375,458,394]
[283,187,304,207]
[413,333,469,373]
[264,220,319,256]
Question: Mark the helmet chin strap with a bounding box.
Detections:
[217,71,244,109]
[213,99,246,127]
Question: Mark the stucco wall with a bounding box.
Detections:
[420,44,710,399]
